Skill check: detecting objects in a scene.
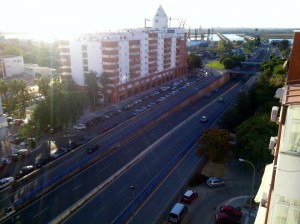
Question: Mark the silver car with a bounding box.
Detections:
[206,177,225,188]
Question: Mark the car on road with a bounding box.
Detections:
[206,177,225,188]
[219,205,242,218]
[218,97,224,102]
[51,147,68,159]
[200,116,208,122]
[16,148,29,157]
[181,189,198,204]
[16,165,35,179]
[35,156,52,168]
[73,123,86,130]
[0,177,14,189]
[215,212,241,223]
[86,144,100,153]
[0,157,12,167]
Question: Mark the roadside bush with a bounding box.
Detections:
[188,170,208,187]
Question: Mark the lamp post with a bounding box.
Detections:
[239,158,255,216]
[130,185,135,224]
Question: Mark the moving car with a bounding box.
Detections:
[181,190,198,204]
[218,97,224,102]
[0,177,14,189]
[73,123,86,130]
[16,165,35,179]
[200,116,208,122]
[215,212,241,223]
[219,205,242,218]
[206,177,225,188]
[86,144,100,153]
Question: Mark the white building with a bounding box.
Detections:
[58,5,187,103]
[254,30,300,224]
[0,55,24,78]
[24,64,55,78]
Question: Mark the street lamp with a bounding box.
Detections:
[130,185,135,224]
[239,158,255,216]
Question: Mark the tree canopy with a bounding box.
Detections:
[197,128,233,164]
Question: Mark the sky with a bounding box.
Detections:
[1,0,299,41]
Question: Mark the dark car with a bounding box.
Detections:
[51,147,68,159]
[215,212,241,224]
[11,153,22,162]
[16,165,35,179]
[35,156,52,168]
[66,141,80,151]
[219,205,242,218]
[77,136,92,145]
[86,144,100,153]
[181,190,198,204]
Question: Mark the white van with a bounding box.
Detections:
[169,203,188,223]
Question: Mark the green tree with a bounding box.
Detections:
[234,114,277,167]
[197,128,233,164]
[33,76,50,96]
[0,80,8,99]
[187,53,202,73]
[85,71,99,106]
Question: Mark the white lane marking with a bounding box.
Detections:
[32,207,49,219]
[72,184,82,192]
[99,165,109,174]
[94,207,105,217]
[126,148,134,154]
[118,186,128,194]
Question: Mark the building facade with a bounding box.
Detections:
[0,55,24,78]
[58,6,187,103]
[254,31,300,224]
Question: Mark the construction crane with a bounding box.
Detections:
[199,26,205,40]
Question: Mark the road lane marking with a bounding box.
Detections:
[33,207,49,219]
[118,186,128,194]
[99,165,109,174]
[72,184,82,192]
[126,148,134,154]
[94,207,104,217]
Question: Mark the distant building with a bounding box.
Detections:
[58,5,187,103]
[254,30,300,224]
[0,55,24,78]
[24,64,55,78]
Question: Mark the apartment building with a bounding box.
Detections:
[0,55,24,78]
[254,30,300,224]
[58,5,187,103]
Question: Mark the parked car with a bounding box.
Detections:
[0,177,14,189]
[35,156,52,168]
[11,153,22,162]
[73,123,86,130]
[16,149,29,157]
[200,116,208,122]
[16,165,35,179]
[181,190,198,204]
[0,157,12,167]
[205,93,211,98]
[77,136,92,145]
[51,148,68,159]
[86,144,100,153]
[219,205,242,218]
[66,141,80,151]
[215,212,241,223]
[206,177,226,188]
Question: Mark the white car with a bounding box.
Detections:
[73,123,86,130]
[0,177,14,189]
[0,157,12,166]
[200,116,208,122]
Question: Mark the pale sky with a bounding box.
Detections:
[1,0,299,41]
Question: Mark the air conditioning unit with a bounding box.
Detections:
[269,136,277,149]
[270,106,279,122]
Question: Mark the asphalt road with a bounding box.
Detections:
[0,74,247,224]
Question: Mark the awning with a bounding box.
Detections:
[255,163,273,203]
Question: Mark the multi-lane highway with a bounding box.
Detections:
[0,73,250,224]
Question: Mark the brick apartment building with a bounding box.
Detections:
[58,6,187,103]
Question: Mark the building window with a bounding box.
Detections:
[286,107,300,153]
[82,45,87,51]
